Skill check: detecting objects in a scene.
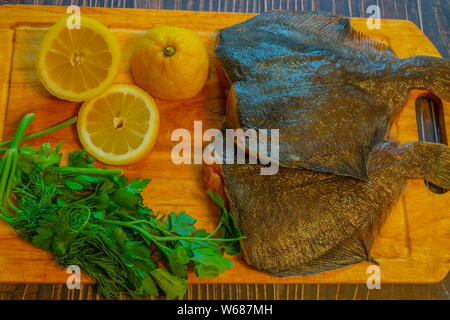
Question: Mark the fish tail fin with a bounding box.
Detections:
[336,154,370,181]
[400,142,450,190]
[426,56,450,101]
[425,144,450,190]
[403,56,450,101]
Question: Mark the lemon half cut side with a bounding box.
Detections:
[77,84,160,165]
[36,16,121,102]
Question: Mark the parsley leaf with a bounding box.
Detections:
[192,247,234,278]
[68,150,96,168]
[150,268,187,300]
[163,211,196,236]
[112,178,150,208]
[36,142,62,171]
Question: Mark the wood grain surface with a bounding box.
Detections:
[0,0,448,300]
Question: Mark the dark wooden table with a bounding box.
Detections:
[0,0,448,300]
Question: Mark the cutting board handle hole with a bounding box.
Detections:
[415,94,447,194]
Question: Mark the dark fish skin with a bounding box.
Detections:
[215,11,450,180]
[219,141,450,276]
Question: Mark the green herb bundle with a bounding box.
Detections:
[0,113,243,299]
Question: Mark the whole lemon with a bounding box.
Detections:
[131,26,209,100]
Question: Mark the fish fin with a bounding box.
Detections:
[429,58,450,101]
[395,142,450,190]
[247,10,396,58]
[348,120,390,181]
[416,56,450,101]
[368,255,379,265]
[432,145,450,190]
[420,143,450,190]
[266,179,401,277]
[264,209,391,277]
[334,155,369,181]
[265,239,371,277]
[392,56,450,101]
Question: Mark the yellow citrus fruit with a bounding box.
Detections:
[77,84,160,165]
[36,16,121,102]
[131,26,209,100]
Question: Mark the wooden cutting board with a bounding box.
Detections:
[0,5,448,285]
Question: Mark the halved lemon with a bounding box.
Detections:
[77,84,160,165]
[36,16,121,102]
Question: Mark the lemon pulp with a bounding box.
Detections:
[37,16,121,102]
[77,84,160,165]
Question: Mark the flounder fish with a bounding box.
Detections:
[204,141,450,275]
[215,11,450,180]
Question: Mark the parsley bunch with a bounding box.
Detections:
[0,113,243,299]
